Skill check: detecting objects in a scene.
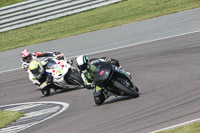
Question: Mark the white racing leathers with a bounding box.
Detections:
[28,67,47,89]
[21,51,66,72]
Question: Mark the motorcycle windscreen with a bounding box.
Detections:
[45,59,58,77]
[94,63,112,85]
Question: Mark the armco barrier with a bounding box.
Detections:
[0,0,121,33]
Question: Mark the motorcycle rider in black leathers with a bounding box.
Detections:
[76,55,131,105]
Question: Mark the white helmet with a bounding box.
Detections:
[76,55,89,71]
[21,49,32,63]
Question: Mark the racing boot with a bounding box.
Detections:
[103,89,111,100]
[93,86,105,105]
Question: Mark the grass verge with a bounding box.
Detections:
[0,110,24,129]
[157,121,200,133]
[0,0,200,51]
[0,0,27,8]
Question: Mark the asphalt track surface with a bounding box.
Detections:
[0,8,200,72]
[0,31,200,133]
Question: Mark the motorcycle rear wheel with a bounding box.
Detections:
[68,72,84,86]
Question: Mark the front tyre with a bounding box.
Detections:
[113,81,139,98]
[135,86,139,93]
[94,95,105,106]
[93,89,105,105]
[41,86,51,96]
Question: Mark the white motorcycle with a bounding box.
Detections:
[40,58,84,96]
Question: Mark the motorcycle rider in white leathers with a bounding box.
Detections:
[28,60,50,89]
[20,49,73,72]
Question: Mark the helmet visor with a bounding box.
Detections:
[23,54,32,63]
[31,65,40,76]
[78,63,87,71]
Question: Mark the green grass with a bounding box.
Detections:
[157,121,200,133]
[0,0,200,51]
[0,0,27,8]
[0,110,24,129]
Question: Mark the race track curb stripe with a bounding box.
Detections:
[0,101,69,133]
[150,118,200,133]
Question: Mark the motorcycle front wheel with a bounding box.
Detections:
[41,86,51,96]
[113,81,139,98]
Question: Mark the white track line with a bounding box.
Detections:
[150,118,200,133]
[78,30,200,57]
[0,67,21,74]
[0,30,200,132]
[0,30,200,74]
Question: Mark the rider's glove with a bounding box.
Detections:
[91,82,96,88]
[22,62,29,69]
[22,62,29,71]
[67,59,73,66]
[53,52,64,60]
[85,84,93,89]
[110,58,120,67]
[57,54,64,60]
[56,56,63,60]
[85,82,95,89]
[104,58,119,67]
[46,75,53,84]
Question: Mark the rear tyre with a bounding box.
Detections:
[69,73,84,86]
[113,81,139,98]
[64,68,84,86]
